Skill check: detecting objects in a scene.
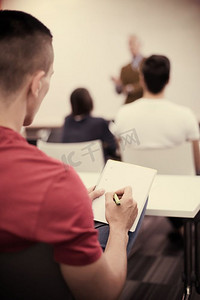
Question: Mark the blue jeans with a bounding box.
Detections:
[95,198,148,255]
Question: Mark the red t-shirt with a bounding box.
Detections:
[0,126,102,266]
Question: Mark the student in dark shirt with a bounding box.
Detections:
[61,88,118,161]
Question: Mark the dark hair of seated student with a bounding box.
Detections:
[70,88,93,116]
[142,55,170,94]
[61,88,118,161]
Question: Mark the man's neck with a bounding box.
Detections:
[143,90,165,99]
[0,93,26,133]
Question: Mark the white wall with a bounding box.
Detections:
[3,0,200,126]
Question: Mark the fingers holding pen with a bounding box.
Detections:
[106,186,136,207]
[114,186,134,205]
[105,186,138,232]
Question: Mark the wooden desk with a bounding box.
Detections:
[78,172,200,300]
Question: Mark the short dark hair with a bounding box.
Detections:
[70,88,93,116]
[142,55,170,94]
[0,10,53,94]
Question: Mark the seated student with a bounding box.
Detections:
[114,54,200,172]
[0,10,144,300]
[113,54,200,242]
[61,87,118,161]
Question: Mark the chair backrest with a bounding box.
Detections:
[119,142,196,175]
[0,243,74,300]
[37,139,105,172]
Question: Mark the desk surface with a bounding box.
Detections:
[78,172,200,219]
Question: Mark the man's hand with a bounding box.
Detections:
[124,84,134,95]
[105,186,138,232]
[111,76,121,85]
[87,186,105,202]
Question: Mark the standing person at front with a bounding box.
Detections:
[111,34,144,104]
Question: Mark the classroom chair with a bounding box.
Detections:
[119,141,196,175]
[0,243,74,300]
[37,139,105,173]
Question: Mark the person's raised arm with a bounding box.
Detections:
[111,76,123,94]
[60,186,138,300]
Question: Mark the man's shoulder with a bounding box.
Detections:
[3,134,67,177]
[0,127,68,179]
[164,101,196,116]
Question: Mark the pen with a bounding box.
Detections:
[113,193,121,206]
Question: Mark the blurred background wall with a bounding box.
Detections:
[2,0,200,126]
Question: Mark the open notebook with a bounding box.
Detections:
[93,159,157,232]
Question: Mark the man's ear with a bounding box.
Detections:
[30,71,45,97]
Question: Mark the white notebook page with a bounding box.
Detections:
[93,159,157,231]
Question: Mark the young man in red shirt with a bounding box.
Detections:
[0,10,141,300]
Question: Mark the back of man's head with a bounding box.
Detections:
[142,55,170,94]
[0,10,53,95]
